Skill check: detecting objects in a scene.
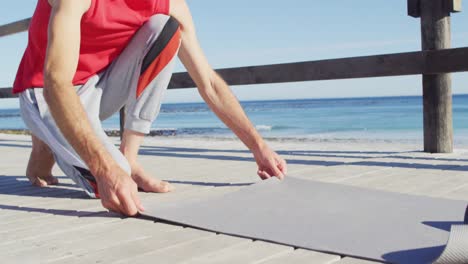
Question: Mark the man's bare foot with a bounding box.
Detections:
[26,135,59,187]
[26,169,59,187]
[120,130,173,193]
[130,162,173,193]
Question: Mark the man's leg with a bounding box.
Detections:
[26,134,58,187]
[98,15,181,193]
[19,80,131,198]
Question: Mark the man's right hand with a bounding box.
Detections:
[96,165,145,216]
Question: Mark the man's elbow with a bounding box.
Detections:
[198,71,229,105]
[42,75,57,103]
[42,72,68,103]
[197,71,217,97]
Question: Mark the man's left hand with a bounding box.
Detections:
[253,144,287,180]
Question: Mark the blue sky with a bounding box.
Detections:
[1,0,468,108]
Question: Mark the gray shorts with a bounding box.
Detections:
[19,15,181,198]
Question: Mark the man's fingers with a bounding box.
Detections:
[119,199,138,216]
[271,164,285,180]
[277,158,288,176]
[118,192,139,216]
[132,190,145,213]
[257,170,271,180]
[102,199,122,215]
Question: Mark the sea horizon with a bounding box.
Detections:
[2,93,468,110]
[2,94,468,145]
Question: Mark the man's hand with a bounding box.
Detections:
[96,165,144,216]
[253,144,288,180]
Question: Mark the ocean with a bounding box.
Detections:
[2,95,468,144]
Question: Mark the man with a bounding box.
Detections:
[14,0,288,216]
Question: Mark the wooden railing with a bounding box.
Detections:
[0,0,464,153]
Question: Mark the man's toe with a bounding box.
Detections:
[45,176,59,185]
[30,177,48,187]
[150,180,172,193]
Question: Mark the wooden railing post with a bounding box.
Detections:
[409,0,461,153]
[119,107,125,141]
[421,0,453,153]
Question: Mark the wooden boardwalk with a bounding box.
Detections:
[1,133,468,263]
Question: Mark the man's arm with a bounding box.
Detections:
[170,0,287,179]
[43,0,143,216]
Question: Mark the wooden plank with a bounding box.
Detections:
[117,234,248,264]
[420,0,453,153]
[1,192,99,218]
[0,190,85,209]
[184,241,293,264]
[44,225,198,264]
[0,200,104,227]
[0,208,104,233]
[169,47,468,89]
[0,212,118,243]
[440,184,468,200]
[404,173,468,197]
[0,18,30,37]
[0,188,80,204]
[257,249,340,264]
[0,214,123,254]
[332,257,380,264]
[119,107,125,140]
[63,233,243,264]
[0,186,80,203]
[408,0,421,17]
[0,87,17,98]
[1,218,168,260]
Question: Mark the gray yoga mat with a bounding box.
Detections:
[142,177,468,264]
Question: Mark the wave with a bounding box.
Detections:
[144,125,299,136]
[136,126,431,145]
[255,125,272,131]
[133,127,231,137]
[0,114,21,118]
[0,108,21,119]
[151,134,425,145]
[103,125,293,137]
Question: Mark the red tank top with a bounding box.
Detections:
[13,0,170,94]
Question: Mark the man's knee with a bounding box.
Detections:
[143,14,180,37]
[141,15,181,68]
[144,14,179,35]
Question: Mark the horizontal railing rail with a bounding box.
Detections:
[0,18,30,38]
[1,47,468,98]
[0,88,16,98]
